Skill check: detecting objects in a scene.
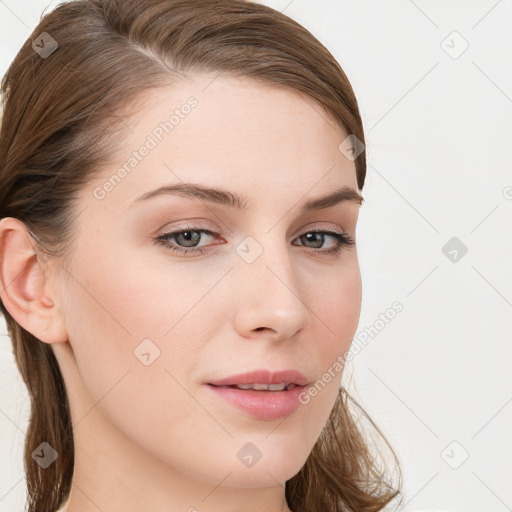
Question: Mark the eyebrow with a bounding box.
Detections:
[130,183,363,211]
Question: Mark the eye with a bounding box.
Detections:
[293,230,355,256]
[155,227,218,255]
[154,225,355,257]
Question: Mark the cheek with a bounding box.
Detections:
[60,256,219,473]
[60,243,222,427]
[309,260,362,360]
[297,261,361,418]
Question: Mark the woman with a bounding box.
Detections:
[0,0,402,511]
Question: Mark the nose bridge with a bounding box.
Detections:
[232,230,310,338]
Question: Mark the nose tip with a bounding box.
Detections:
[232,254,310,341]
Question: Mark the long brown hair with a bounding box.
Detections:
[0,1,402,510]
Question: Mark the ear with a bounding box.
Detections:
[0,217,68,344]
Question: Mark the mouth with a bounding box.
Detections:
[208,382,301,391]
[206,368,309,388]
[204,369,309,420]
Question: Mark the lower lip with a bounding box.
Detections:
[205,384,306,420]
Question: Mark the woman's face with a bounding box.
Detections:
[51,73,363,489]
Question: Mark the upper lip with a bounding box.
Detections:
[207,369,309,387]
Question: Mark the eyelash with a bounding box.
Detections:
[155,225,355,258]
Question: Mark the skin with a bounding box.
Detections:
[0,73,362,512]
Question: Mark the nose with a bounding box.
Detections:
[231,238,311,342]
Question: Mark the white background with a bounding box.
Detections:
[1,1,511,511]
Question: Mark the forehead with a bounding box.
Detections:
[83,74,359,213]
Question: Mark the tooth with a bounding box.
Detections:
[268,383,286,391]
[236,384,253,390]
[252,383,270,390]
[234,383,289,391]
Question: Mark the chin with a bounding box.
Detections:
[222,461,304,488]
[223,441,309,488]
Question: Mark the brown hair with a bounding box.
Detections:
[0,0,402,510]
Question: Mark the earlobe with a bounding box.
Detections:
[0,217,68,344]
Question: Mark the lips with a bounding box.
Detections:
[205,369,309,420]
[207,369,309,388]
[205,380,307,421]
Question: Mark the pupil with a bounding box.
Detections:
[178,230,200,247]
[305,232,323,248]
